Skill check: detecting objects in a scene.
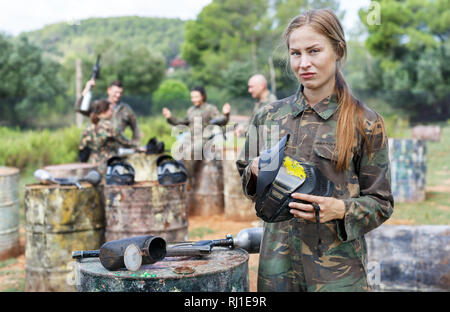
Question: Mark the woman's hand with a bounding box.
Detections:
[162,107,172,119]
[288,193,346,223]
[250,157,259,177]
[222,103,231,115]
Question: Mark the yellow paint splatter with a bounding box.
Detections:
[283,156,306,180]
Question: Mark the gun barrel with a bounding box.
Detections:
[72,250,100,259]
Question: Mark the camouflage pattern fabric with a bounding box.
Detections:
[236,86,394,292]
[112,102,142,146]
[250,91,278,122]
[78,118,138,174]
[167,103,229,159]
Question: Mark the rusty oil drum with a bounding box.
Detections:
[104,181,188,243]
[0,167,21,261]
[76,248,249,292]
[43,163,98,179]
[24,183,105,291]
[124,153,163,182]
[186,160,224,216]
[222,148,257,221]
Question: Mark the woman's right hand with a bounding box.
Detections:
[250,157,259,177]
[162,107,172,119]
[82,79,96,95]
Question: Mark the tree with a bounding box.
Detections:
[151,79,190,114]
[0,35,66,127]
[359,0,450,122]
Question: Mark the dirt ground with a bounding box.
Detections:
[0,214,260,292]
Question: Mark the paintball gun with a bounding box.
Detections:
[79,54,101,114]
[166,227,263,257]
[34,169,102,189]
[72,235,167,271]
[72,227,263,272]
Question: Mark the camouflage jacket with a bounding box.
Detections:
[251,91,278,120]
[237,87,393,242]
[236,86,393,291]
[167,103,229,138]
[112,102,142,146]
[78,118,137,173]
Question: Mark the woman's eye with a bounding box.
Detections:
[291,51,301,56]
[310,49,320,53]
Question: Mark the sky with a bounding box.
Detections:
[0,0,371,36]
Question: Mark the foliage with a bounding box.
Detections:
[358,0,450,122]
[0,35,67,127]
[151,79,191,114]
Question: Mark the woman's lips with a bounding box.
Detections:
[300,73,315,79]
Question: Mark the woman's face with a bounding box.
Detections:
[100,105,113,120]
[288,25,338,92]
[190,90,204,106]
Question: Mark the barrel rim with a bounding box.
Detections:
[0,166,20,176]
[77,248,249,280]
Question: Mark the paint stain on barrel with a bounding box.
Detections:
[76,248,249,292]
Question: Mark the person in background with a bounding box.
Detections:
[237,9,393,292]
[78,99,142,174]
[79,79,142,147]
[248,74,277,121]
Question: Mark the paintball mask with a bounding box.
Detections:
[255,134,335,223]
[106,156,135,185]
[146,137,165,155]
[156,155,188,186]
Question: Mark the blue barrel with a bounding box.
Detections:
[388,139,427,202]
[366,225,449,291]
[0,167,21,261]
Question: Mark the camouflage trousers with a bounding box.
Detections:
[257,218,370,292]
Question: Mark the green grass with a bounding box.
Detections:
[188,227,216,239]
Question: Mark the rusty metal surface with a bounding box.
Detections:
[104,181,188,243]
[76,248,249,292]
[366,225,450,291]
[43,163,98,180]
[24,183,105,292]
[222,148,257,221]
[0,167,21,260]
[125,153,163,182]
[186,160,224,216]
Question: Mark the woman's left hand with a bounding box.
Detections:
[289,193,346,223]
[222,103,231,115]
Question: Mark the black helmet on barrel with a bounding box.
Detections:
[106,156,135,185]
[156,155,187,186]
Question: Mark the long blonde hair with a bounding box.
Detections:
[284,9,380,171]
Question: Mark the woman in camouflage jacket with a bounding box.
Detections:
[237,9,393,292]
[78,99,139,174]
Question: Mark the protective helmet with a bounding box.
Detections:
[156,155,187,186]
[146,137,165,155]
[106,156,135,185]
[255,134,335,223]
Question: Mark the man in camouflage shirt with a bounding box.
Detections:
[248,74,278,122]
[236,85,393,291]
[77,80,142,147]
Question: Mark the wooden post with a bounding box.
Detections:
[268,56,276,95]
[75,58,83,128]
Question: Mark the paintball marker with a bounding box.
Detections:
[34,169,102,189]
[79,54,101,114]
[72,235,167,271]
[166,227,262,257]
